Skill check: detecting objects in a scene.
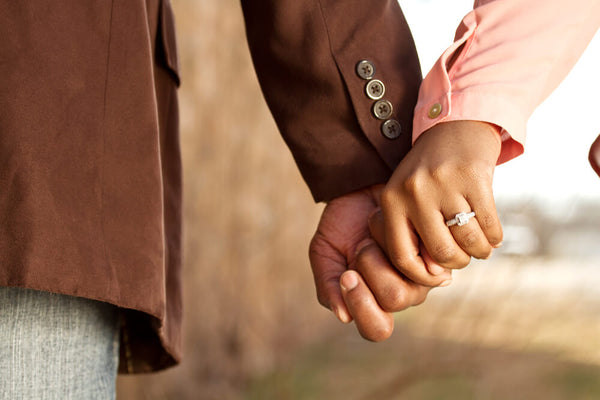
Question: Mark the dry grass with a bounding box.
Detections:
[244,257,600,399]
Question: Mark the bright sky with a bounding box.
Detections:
[398,0,600,201]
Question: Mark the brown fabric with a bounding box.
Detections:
[242,0,422,202]
[0,0,181,372]
[0,0,420,373]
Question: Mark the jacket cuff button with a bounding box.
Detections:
[365,79,385,100]
[356,60,376,80]
[372,99,393,120]
[381,119,401,139]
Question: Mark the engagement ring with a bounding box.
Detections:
[446,211,475,227]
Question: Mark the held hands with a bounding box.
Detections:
[309,120,503,341]
[309,185,431,341]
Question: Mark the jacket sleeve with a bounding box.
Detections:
[241,0,422,202]
[413,0,600,165]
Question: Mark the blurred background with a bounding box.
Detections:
[117,0,600,398]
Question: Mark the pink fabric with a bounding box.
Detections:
[413,0,600,164]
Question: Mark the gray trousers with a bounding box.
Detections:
[0,287,120,399]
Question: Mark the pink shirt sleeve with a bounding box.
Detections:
[413,0,600,164]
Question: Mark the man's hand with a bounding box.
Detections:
[379,120,504,287]
[309,186,431,341]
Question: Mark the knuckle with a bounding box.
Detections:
[453,256,471,269]
[489,226,504,246]
[460,229,479,249]
[377,323,394,341]
[478,213,498,231]
[379,286,407,312]
[480,247,493,260]
[380,186,398,209]
[471,245,493,260]
[346,290,374,310]
[388,253,414,274]
[354,246,380,273]
[459,164,484,182]
[316,291,329,309]
[355,244,376,264]
[412,290,429,307]
[464,159,494,180]
[458,256,471,269]
[432,244,471,269]
[476,213,504,246]
[390,253,440,286]
[431,244,457,265]
[429,165,450,184]
[315,277,341,310]
[364,323,394,342]
[400,173,425,197]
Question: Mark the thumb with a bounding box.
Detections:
[340,270,394,341]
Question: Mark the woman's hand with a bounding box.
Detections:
[378,120,504,287]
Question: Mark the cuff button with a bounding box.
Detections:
[373,99,393,120]
[356,60,376,80]
[381,119,401,139]
[365,79,385,100]
[428,103,442,119]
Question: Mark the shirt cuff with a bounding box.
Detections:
[411,10,523,165]
[413,0,600,166]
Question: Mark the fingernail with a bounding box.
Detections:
[340,271,359,291]
[493,242,503,248]
[333,306,351,324]
[439,279,452,287]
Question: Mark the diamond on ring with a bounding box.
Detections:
[446,211,476,227]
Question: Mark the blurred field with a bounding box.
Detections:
[117,1,600,399]
[244,257,600,399]
[118,0,330,398]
